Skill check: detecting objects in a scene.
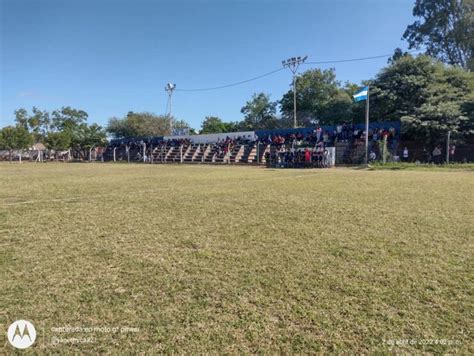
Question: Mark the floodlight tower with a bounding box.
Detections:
[282,55,307,128]
[165,83,176,133]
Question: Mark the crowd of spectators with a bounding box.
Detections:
[108,123,398,152]
[105,122,400,164]
[259,124,397,149]
[266,147,331,168]
[161,138,191,147]
[213,137,235,158]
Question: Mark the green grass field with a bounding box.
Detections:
[1,163,472,353]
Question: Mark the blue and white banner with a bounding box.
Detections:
[353,86,368,102]
[171,128,190,136]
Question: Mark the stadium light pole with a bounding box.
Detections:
[165,83,176,134]
[282,56,307,128]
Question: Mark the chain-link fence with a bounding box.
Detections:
[396,141,474,164]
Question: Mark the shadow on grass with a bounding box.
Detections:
[367,162,474,171]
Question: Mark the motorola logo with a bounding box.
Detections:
[7,320,36,349]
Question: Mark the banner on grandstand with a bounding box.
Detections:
[172,128,190,136]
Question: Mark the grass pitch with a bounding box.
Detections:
[1,163,473,353]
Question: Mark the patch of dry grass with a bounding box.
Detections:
[1,163,473,353]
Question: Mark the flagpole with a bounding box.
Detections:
[365,86,370,165]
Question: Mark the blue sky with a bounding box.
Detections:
[0,0,415,130]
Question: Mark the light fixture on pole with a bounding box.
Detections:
[282,55,307,128]
[165,83,176,134]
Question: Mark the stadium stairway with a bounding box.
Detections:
[194,144,209,162]
[204,145,218,163]
[152,146,167,163]
[165,146,183,163]
[229,144,244,163]
[183,144,198,162]
[239,144,255,163]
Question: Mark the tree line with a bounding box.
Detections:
[0,107,107,161]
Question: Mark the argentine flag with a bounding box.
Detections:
[353,86,368,102]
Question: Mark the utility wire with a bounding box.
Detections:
[175,67,285,92]
[304,49,422,65]
[176,49,423,92]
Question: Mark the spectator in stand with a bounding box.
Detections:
[323,131,329,144]
[353,127,360,140]
[336,124,342,141]
[315,126,322,142]
[372,129,379,141]
[403,147,409,162]
[423,147,431,163]
[432,145,442,164]
[304,148,311,166]
[316,140,324,153]
[388,126,395,139]
[449,145,456,160]
[369,150,376,162]
[311,148,319,165]
[368,128,373,141]
[342,123,348,141]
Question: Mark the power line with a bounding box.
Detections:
[175,49,423,92]
[175,67,285,92]
[304,49,422,65]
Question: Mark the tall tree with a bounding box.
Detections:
[370,54,473,144]
[200,116,238,134]
[14,107,50,142]
[280,68,354,126]
[72,123,107,159]
[51,107,88,131]
[4,106,108,160]
[0,126,33,162]
[388,48,411,64]
[240,93,279,130]
[403,0,473,70]
[107,112,192,138]
[44,131,72,160]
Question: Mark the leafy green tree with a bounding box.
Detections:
[388,48,411,64]
[14,107,50,142]
[44,131,72,160]
[0,125,33,162]
[403,0,473,70]
[240,93,279,130]
[280,68,354,126]
[200,116,238,134]
[71,123,107,159]
[107,112,192,137]
[107,117,134,138]
[370,54,473,144]
[51,107,88,131]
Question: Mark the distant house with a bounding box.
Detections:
[31,143,46,151]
